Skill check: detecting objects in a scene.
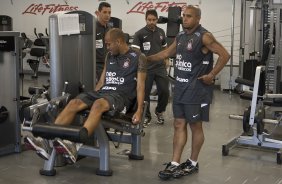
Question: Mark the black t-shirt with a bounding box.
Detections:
[101,48,141,101]
[96,21,111,64]
[132,26,167,72]
[174,25,214,104]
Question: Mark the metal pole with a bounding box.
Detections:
[239,0,246,78]
[229,0,235,93]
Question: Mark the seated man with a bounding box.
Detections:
[24,28,147,164]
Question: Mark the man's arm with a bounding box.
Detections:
[198,32,230,85]
[132,54,147,124]
[131,31,141,50]
[147,39,177,62]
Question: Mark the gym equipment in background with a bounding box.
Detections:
[0,31,21,155]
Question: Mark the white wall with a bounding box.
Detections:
[1,0,242,73]
[1,0,241,43]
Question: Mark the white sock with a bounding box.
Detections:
[171,161,180,166]
[189,159,197,166]
[75,143,83,151]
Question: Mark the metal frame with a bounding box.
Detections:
[0,31,21,155]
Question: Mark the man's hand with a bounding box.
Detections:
[132,110,142,124]
[198,73,215,85]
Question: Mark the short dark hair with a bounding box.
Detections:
[186,5,201,17]
[145,9,158,19]
[108,28,126,42]
[98,2,111,11]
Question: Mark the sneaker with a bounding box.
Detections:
[24,136,50,160]
[53,138,77,164]
[158,162,183,180]
[155,111,164,125]
[180,159,199,175]
[143,116,151,128]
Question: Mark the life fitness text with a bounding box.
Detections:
[22,4,79,15]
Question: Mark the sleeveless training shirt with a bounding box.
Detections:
[101,48,140,101]
[174,25,214,104]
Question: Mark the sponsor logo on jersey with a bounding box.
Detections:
[175,54,192,72]
[176,76,189,83]
[105,72,125,85]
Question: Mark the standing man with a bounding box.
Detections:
[147,5,230,179]
[132,9,169,127]
[95,2,112,81]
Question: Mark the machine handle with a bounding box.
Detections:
[0,106,9,123]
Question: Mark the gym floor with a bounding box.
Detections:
[0,74,282,184]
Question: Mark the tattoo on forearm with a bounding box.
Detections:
[138,54,147,72]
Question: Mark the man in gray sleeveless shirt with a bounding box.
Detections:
[147,5,230,180]
[24,28,147,164]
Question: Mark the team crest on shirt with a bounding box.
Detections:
[187,39,193,50]
[123,58,130,68]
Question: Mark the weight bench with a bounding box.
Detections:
[22,95,147,176]
[225,66,282,164]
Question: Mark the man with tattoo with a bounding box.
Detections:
[24,28,147,164]
[147,5,230,180]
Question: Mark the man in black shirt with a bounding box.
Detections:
[132,9,169,127]
[147,5,230,180]
[24,28,147,164]
[95,2,112,81]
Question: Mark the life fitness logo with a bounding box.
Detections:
[22,4,79,15]
[127,1,187,14]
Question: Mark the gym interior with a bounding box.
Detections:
[0,0,282,183]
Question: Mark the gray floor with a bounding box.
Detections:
[1,75,282,184]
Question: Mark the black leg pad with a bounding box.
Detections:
[32,123,89,143]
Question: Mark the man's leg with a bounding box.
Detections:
[172,118,187,163]
[24,98,88,160]
[83,98,110,136]
[53,98,110,163]
[189,121,204,162]
[154,73,169,124]
[158,118,187,180]
[55,99,88,126]
[178,121,203,175]
[144,73,154,127]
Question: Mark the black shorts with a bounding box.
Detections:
[173,103,210,123]
[76,91,131,112]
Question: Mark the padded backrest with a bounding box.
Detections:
[260,39,273,65]
[34,38,46,46]
[30,47,45,57]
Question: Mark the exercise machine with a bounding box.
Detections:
[223,0,282,163]
[0,31,21,155]
[22,10,146,176]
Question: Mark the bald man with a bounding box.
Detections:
[147,5,230,179]
[24,28,147,164]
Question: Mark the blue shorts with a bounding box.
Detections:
[172,103,210,123]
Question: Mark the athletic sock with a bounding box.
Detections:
[171,161,180,166]
[189,159,198,166]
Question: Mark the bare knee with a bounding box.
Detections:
[65,99,87,113]
[90,99,109,114]
[174,119,186,130]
